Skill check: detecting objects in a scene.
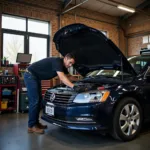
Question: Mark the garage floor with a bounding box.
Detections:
[0,113,150,150]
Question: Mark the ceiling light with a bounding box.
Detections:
[117,5,135,13]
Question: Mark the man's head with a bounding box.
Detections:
[63,53,75,68]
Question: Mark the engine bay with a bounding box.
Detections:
[48,75,133,93]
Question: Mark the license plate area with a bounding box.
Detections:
[45,102,54,116]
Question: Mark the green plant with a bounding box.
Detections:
[1,57,9,66]
[1,57,8,61]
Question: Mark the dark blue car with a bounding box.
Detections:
[42,23,150,141]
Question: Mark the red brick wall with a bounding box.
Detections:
[62,6,119,47]
[121,8,150,56]
[62,14,119,47]
[0,0,120,60]
[128,37,142,56]
[126,11,150,35]
[128,36,149,56]
[0,0,61,57]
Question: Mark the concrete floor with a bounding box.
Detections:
[0,113,150,150]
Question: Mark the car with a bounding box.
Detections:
[41,23,150,141]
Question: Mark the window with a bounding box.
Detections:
[28,19,49,35]
[2,14,50,64]
[2,14,26,31]
[29,37,47,63]
[3,33,24,64]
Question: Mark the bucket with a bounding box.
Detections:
[1,101,8,109]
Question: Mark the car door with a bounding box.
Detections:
[142,66,150,119]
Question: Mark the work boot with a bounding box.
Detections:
[36,122,48,129]
[28,126,44,134]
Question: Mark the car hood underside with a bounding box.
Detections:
[53,23,136,77]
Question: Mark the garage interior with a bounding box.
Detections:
[1,0,150,149]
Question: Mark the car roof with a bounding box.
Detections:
[140,49,150,55]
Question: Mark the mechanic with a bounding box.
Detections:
[24,53,84,134]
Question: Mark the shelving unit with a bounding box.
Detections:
[0,80,18,114]
[14,64,29,113]
[13,63,53,112]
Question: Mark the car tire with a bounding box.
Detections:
[111,97,143,141]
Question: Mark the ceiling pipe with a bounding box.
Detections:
[61,0,88,14]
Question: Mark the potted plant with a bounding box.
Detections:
[6,58,9,66]
[1,57,8,66]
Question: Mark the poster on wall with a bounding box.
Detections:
[143,36,149,44]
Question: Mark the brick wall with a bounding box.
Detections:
[128,36,149,56]
[62,6,119,47]
[0,0,120,60]
[62,14,119,47]
[121,8,150,56]
[0,0,61,58]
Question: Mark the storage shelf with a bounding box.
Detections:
[1,85,17,87]
[0,108,16,111]
[0,75,18,113]
[2,95,16,96]
[1,101,15,102]
[0,85,17,112]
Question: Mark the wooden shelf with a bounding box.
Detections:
[0,85,17,112]
[2,100,15,102]
[0,108,16,111]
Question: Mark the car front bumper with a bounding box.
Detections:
[41,101,113,131]
[41,114,108,131]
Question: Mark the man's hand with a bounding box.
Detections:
[73,85,88,93]
[57,71,74,88]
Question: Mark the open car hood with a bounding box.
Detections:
[53,23,137,76]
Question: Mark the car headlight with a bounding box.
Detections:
[73,90,110,103]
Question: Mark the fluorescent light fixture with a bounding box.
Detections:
[117,5,135,13]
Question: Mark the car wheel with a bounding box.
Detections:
[112,97,142,141]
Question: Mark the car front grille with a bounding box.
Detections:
[44,92,76,105]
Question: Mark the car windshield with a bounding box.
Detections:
[86,55,150,78]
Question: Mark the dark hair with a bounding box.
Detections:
[65,53,76,60]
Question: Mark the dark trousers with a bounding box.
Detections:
[24,72,42,127]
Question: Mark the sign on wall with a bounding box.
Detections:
[143,36,149,44]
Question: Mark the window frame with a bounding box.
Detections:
[1,13,50,63]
